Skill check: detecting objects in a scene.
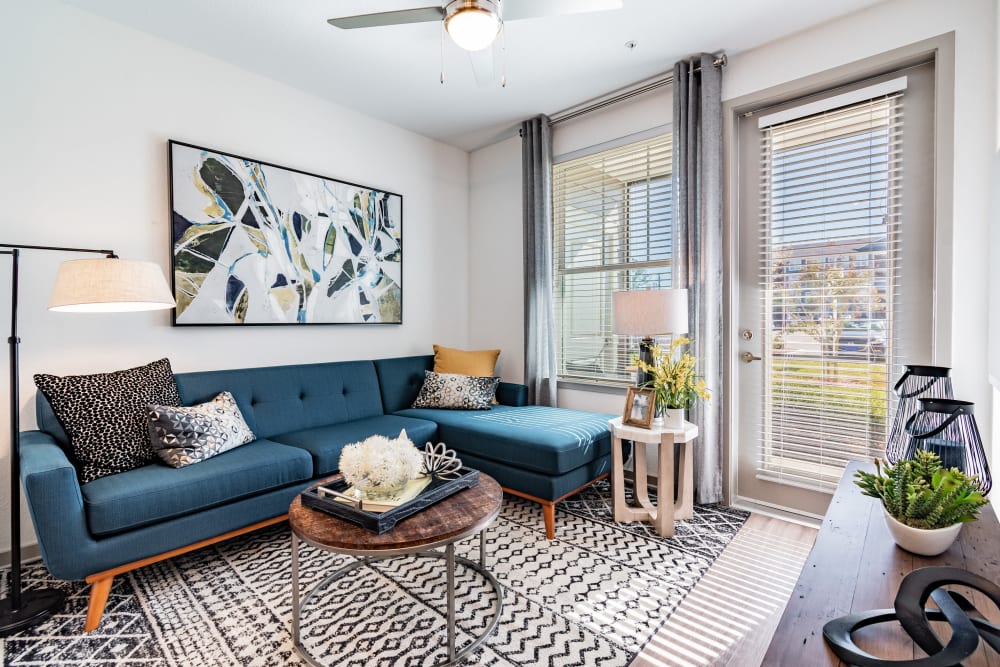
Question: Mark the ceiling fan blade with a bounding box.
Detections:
[503,0,623,21]
[468,45,498,87]
[327,6,445,30]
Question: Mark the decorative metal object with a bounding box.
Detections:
[886,365,953,463]
[422,442,463,479]
[904,398,992,494]
[823,566,1000,666]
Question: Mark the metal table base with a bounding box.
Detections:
[291,530,503,667]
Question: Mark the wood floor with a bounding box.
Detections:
[632,513,818,667]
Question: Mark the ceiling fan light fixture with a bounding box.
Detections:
[445,0,501,52]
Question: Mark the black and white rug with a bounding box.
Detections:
[1,482,748,666]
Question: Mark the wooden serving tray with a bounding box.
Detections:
[300,468,481,534]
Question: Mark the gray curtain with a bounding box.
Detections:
[673,54,723,504]
[521,115,558,407]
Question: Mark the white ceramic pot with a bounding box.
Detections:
[882,507,962,556]
[662,408,685,430]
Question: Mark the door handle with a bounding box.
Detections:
[741,352,762,363]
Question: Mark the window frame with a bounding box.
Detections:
[552,129,674,387]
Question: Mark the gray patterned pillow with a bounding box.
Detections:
[34,358,182,484]
[147,391,255,468]
[410,371,500,410]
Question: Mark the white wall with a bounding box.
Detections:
[468,136,525,382]
[0,1,470,552]
[553,89,672,158]
[992,0,1000,512]
[468,0,997,472]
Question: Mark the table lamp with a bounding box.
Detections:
[0,243,175,635]
[612,288,688,386]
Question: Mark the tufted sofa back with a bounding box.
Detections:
[173,360,384,439]
[35,359,386,444]
[373,354,435,414]
[373,354,529,411]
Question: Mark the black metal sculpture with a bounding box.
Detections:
[823,567,1000,666]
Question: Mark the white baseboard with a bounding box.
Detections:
[730,497,823,528]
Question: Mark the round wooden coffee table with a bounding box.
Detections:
[288,473,504,667]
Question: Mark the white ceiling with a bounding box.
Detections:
[59,0,886,151]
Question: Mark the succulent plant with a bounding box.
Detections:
[854,450,987,529]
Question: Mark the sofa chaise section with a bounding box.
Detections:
[374,355,613,538]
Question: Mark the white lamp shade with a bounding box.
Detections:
[446,7,500,51]
[612,289,689,336]
[48,258,176,312]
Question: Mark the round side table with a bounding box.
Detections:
[288,474,504,666]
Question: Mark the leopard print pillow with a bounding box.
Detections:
[410,370,500,410]
[34,358,182,484]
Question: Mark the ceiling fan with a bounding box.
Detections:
[328,0,623,84]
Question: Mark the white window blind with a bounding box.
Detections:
[756,92,903,491]
[553,134,673,384]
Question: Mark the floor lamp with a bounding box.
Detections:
[0,243,175,635]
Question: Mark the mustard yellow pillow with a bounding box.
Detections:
[433,345,500,377]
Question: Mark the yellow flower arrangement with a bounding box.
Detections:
[633,336,710,411]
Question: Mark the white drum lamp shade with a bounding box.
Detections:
[48,259,175,313]
[612,288,689,337]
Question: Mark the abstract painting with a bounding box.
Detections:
[169,140,402,325]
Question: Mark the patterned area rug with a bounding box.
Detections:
[1,481,747,666]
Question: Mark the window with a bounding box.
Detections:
[756,85,903,490]
[552,134,673,384]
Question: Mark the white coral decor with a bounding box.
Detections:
[338,429,423,491]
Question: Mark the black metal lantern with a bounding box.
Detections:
[904,398,991,494]
[886,365,953,464]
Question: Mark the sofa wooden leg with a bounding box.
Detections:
[542,502,556,540]
[84,575,114,632]
[503,481,613,541]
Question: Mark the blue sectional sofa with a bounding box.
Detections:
[21,354,612,631]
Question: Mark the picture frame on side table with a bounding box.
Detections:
[168,140,403,326]
[623,387,655,428]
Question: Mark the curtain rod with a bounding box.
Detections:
[549,52,726,126]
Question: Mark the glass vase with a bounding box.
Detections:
[359,478,409,502]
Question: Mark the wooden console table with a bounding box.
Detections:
[764,460,1000,666]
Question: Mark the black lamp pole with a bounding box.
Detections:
[0,243,116,635]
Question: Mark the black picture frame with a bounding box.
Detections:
[168,140,403,326]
